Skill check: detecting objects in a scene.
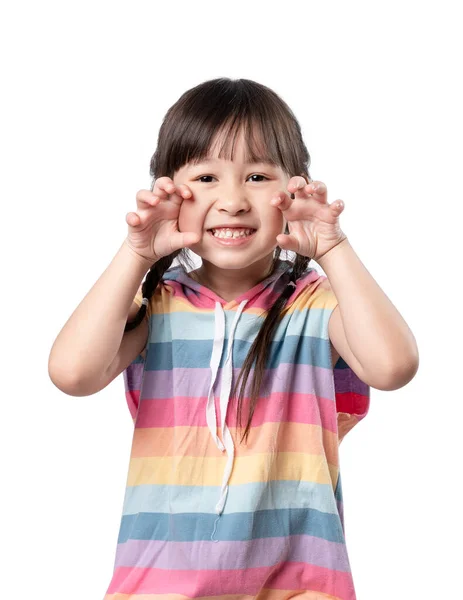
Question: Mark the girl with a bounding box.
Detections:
[48,78,419,600]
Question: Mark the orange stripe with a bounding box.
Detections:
[131,420,339,467]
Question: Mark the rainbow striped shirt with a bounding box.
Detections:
[103,259,370,600]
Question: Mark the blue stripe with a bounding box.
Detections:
[145,335,332,370]
[117,505,345,544]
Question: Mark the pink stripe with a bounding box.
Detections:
[136,390,337,433]
[160,268,319,311]
[125,389,140,420]
[267,560,356,599]
[106,560,355,598]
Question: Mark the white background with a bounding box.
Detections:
[1,1,461,599]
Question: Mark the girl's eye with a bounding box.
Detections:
[196,174,269,183]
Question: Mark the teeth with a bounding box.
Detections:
[211,228,254,239]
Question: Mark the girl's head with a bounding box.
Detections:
[149,77,313,275]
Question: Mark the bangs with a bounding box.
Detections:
[188,116,281,169]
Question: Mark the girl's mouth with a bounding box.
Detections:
[207,227,257,246]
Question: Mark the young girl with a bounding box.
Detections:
[49,77,419,600]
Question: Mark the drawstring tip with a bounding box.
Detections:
[210,514,221,542]
[211,497,226,542]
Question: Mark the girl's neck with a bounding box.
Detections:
[191,256,276,302]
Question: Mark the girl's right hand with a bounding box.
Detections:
[125,177,200,264]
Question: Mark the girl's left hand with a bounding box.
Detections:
[271,178,348,262]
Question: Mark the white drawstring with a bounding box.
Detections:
[215,299,247,514]
[205,303,226,451]
[206,300,248,541]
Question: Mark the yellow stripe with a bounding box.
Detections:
[127,451,338,488]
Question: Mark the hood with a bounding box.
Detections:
[161,258,303,311]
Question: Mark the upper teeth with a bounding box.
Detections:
[212,228,254,238]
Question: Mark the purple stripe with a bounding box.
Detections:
[138,363,367,399]
[114,533,351,573]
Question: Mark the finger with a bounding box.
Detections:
[288,176,308,193]
[177,183,194,200]
[152,177,175,197]
[310,181,327,200]
[136,189,161,208]
[152,179,187,207]
[330,199,345,213]
[157,177,177,200]
[276,232,300,253]
[152,177,179,200]
[271,192,293,212]
[290,179,327,202]
[126,211,142,227]
[288,178,326,205]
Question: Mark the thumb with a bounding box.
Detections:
[170,231,201,251]
[276,233,300,253]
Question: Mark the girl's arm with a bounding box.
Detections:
[319,238,419,390]
[48,239,153,395]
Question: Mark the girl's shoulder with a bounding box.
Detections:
[287,268,333,308]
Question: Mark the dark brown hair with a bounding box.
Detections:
[125,77,313,444]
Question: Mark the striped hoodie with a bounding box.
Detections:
[103,259,370,600]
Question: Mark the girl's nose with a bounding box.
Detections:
[215,191,251,215]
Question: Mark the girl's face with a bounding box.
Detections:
[174,132,292,276]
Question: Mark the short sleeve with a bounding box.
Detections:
[318,275,371,444]
[123,283,151,424]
